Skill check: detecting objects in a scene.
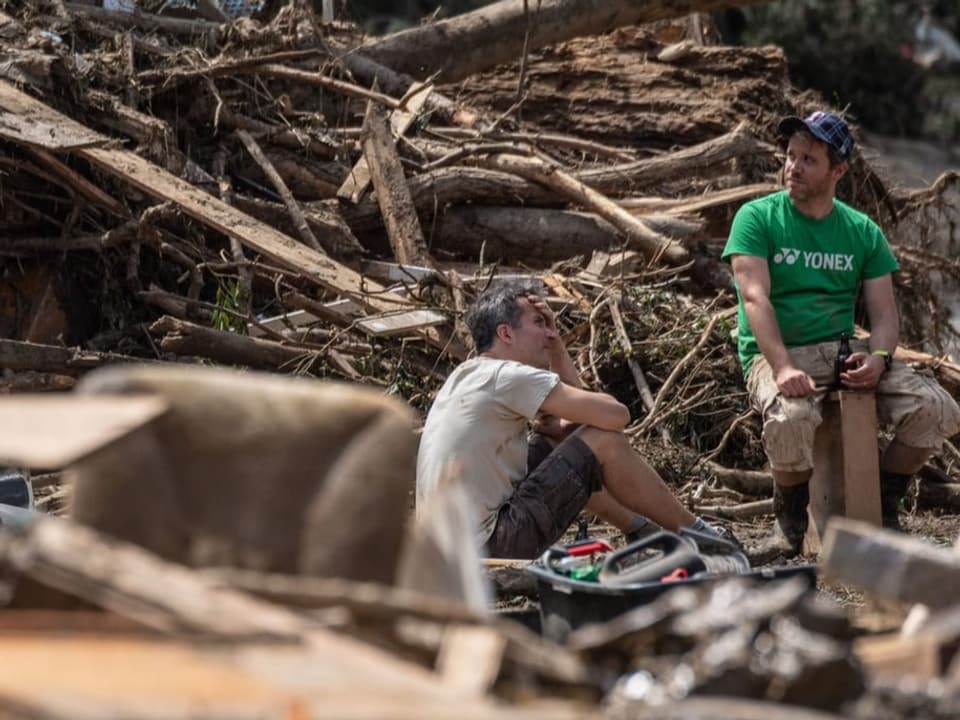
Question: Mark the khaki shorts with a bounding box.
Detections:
[486,431,601,560]
[746,339,960,472]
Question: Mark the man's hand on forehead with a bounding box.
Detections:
[526,294,557,329]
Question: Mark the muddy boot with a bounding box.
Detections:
[753,482,809,565]
[880,471,911,531]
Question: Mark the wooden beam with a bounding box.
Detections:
[338,81,432,204]
[361,98,435,267]
[821,517,960,609]
[0,90,104,150]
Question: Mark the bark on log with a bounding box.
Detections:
[325,38,479,128]
[432,206,623,264]
[0,339,145,375]
[481,153,688,265]
[63,2,221,37]
[0,372,75,394]
[363,0,770,83]
[150,316,321,371]
[361,100,434,267]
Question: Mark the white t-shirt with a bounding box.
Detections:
[416,357,560,544]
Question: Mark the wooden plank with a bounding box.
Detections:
[361,98,435,267]
[361,259,441,284]
[0,396,167,468]
[0,635,294,718]
[839,391,882,525]
[248,309,320,338]
[0,84,105,150]
[854,633,942,681]
[357,310,448,337]
[435,625,506,696]
[821,517,960,609]
[337,82,432,204]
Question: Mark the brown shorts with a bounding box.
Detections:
[486,431,602,560]
[747,339,960,472]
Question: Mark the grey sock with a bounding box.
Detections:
[625,515,662,543]
[688,516,721,538]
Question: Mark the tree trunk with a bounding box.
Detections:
[363,0,769,83]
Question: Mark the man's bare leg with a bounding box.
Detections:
[881,439,932,475]
[576,427,695,531]
[584,490,635,532]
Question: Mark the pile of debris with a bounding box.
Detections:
[1,0,960,715]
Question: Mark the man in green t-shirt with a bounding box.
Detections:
[722,110,960,561]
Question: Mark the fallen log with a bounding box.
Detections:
[431,206,623,265]
[150,316,323,371]
[363,0,770,83]
[481,153,688,265]
[62,2,221,37]
[0,372,75,394]
[0,339,146,375]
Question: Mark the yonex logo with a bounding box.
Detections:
[773,248,854,271]
[773,248,801,265]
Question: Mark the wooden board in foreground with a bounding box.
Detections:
[0,395,167,468]
[821,517,960,609]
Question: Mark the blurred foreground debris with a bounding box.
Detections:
[0,0,960,716]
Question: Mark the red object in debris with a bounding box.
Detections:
[566,539,615,557]
[660,567,689,583]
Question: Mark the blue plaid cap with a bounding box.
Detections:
[778,111,854,162]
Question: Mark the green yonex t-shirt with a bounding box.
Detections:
[721,191,899,375]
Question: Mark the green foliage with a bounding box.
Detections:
[210,277,247,335]
[742,1,958,138]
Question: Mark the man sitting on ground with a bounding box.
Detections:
[416,281,723,559]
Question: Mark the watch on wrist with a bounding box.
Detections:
[871,349,892,371]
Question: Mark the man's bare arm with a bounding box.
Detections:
[842,274,899,389]
[539,383,630,431]
[730,254,816,397]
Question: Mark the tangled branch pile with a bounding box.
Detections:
[1,0,959,506]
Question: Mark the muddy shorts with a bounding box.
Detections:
[746,339,960,472]
[486,430,602,559]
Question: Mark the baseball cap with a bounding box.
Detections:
[778,111,854,162]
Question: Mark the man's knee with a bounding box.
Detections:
[761,397,821,471]
[576,426,629,459]
[882,373,960,447]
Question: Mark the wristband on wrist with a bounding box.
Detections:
[871,349,892,371]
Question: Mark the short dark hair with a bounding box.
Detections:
[466,281,543,353]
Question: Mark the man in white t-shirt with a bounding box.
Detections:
[416,281,722,559]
